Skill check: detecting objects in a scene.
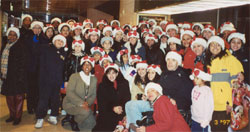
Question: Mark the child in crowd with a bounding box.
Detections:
[101,37,117,61]
[116,49,130,77]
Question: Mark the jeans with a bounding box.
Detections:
[191,120,208,132]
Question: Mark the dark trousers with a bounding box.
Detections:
[36,85,60,119]
[6,94,25,119]
[191,120,208,132]
[27,73,39,111]
[210,111,231,132]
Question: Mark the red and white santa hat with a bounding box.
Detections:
[138,21,148,28]
[147,64,162,75]
[227,32,246,44]
[91,46,105,56]
[6,27,20,39]
[153,26,163,33]
[165,51,182,66]
[136,61,148,69]
[51,17,62,24]
[220,25,236,34]
[165,22,178,33]
[145,82,163,96]
[82,28,90,35]
[192,23,204,31]
[181,29,195,40]
[96,20,107,26]
[58,23,71,33]
[127,31,139,39]
[21,14,33,22]
[80,56,95,67]
[129,55,142,65]
[72,40,85,51]
[82,19,93,28]
[100,54,113,66]
[145,34,158,43]
[220,21,235,33]
[112,27,124,37]
[43,24,54,33]
[190,68,212,81]
[110,20,121,27]
[116,49,129,62]
[148,19,157,26]
[67,19,76,24]
[182,22,192,29]
[88,28,101,36]
[103,26,113,36]
[104,63,119,73]
[177,22,183,28]
[101,37,114,45]
[160,20,168,26]
[141,29,152,37]
[208,36,225,50]
[191,37,207,51]
[52,34,66,47]
[123,24,132,29]
[131,26,137,31]
[72,23,83,31]
[30,21,44,29]
[167,37,181,45]
[202,24,216,36]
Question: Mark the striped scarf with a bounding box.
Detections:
[1,42,15,79]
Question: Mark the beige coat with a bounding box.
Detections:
[130,77,144,100]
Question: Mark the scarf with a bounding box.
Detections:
[1,41,16,79]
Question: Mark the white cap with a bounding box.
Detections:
[127,31,139,39]
[167,37,181,45]
[136,61,148,69]
[104,63,119,73]
[6,27,20,39]
[58,23,71,33]
[91,47,105,56]
[30,21,44,29]
[21,14,33,22]
[192,23,204,30]
[227,32,246,44]
[110,20,120,27]
[129,55,142,65]
[147,65,162,75]
[123,24,132,29]
[82,19,93,28]
[207,36,225,50]
[159,32,169,39]
[153,26,163,33]
[112,27,124,37]
[165,51,182,66]
[72,40,85,51]
[116,49,129,62]
[82,28,90,35]
[52,34,66,47]
[103,26,113,36]
[145,34,158,43]
[101,37,114,45]
[202,24,216,36]
[220,25,236,34]
[51,17,62,24]
[145,82,163,96]
[138,21,148,28]
[141,29,152,37]
[100,54,113,66]
[160,20,168,25]
[80,56,95,67]
[191,37,207,51]
[148,19,157,26]
[72,23,83,31]
[43,24,54,33]
[166,23,178,33]
[190,68,212,81]
[181,29,195,40]
[88,28,101,36]
[181,22,192,29]
[96,20,107,26]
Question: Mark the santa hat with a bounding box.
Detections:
[58,23,71,33]
[21,14,33,22]
[220,21,235,33]
[148,19,157,26]
[227,32,246,44]
[112,27,124,37]
[165,51,182,66]
[100,54,113,66]
[101,37,114,45]
[88,28,101,36]
[160,20,168,26]
[192,23,204,30]
[103,26,113,36]
[202,24,216,36]
[165,23,178,33]
[67,19,76,24]
[182,22,192,29]
[30,21,44,29]
[80,56,95,67]
[141,29,152,37]
[127,31,139,39]
[110,20,120,27]
[123,24,132,29]
[129,55,142,65]
[181,29,195,40]
[136,61,148,69]
[104,63,119,73]
[96,20,107,26]
[72,40,85,51]
[131,26,137,31]
[138,21,148,28]
[159,32,168,39]
[116,49,129,62]
[51,17,62,24]
[6,27,20,39]
[91,47,105,56]
[147,65,162,75]
[220,25,236,34]
[52,34,66,47]
[208,36,225,50]
[145,82,163,96]
[82,28,90,35]
[145,34,158,43]
[167,37,181,45]
[191,37,207,51]
[82,19,93,28]
[72,23,83,31]
[190,68,212,81]
[177,22,183,28]
[153,26,163,33]
[43,24,54,33]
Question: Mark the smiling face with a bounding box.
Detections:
[167,29,177,37]
[203,30,213,40]
[182,34,192,48]
[209,42,222,56]
[46,28,54,39]
[193,26,201,36]
[90,34,98,43]
[32,25,42,35]
[161,36,168,43]
[147,69,156,81]
[54,39,64,49]
[74,45,82,53]
[106,69,118,82]
[169,43,177,51]
[74,28,82,36]
[115,32,123,42]
[147,88,160,102]
[137,68,147,78]
[102,40,112,50]
[82,61,92,75]
[129,37,137,45]
[147,39,155,48]
[193,43,205,56]
[7,31,18,43]
[230,38,242,52]
[61,26,70,37]
[166,58,178,71]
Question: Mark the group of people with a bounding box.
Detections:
[0,13,249,132]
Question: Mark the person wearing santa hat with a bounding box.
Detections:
[165,22,178,37]
[228,32,249,83]
[19,14,33,39]
[152,26,162,37]
[219,22,236,40]
[102,26,113,37]
[72,23,83,41]
[96,19,107,32]
[43,24,55,45]
[66,19,76,29]
[189,69,214,132]
[129,55,142,67]
[85,28,101,55]
[110,20,121,29]
[112,27,125,52]
[62,56,97,131]
[116,49,130,77]
[35,34,67,128]
[147,19,157,31]
[146,64,162,83]
[160,20,168,32]
[82,19,93,29]
[159,32,168,55]
[58,23,73,53]
[51,17,62,35]
[138,21,149,35]
[202,24,216,41]
[100,37,117,61]
[1,27,27,125]
[204,36,244,131]
[192,23,204,37]
[93,63,130,131]
[165,36,183,55]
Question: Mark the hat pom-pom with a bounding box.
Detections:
[64,47,68,51]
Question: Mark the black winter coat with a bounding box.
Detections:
[93,73,131,131]
[159,67,194,111]
[1,39,27,96]
[145,44,165,67]
[112,40,125,52]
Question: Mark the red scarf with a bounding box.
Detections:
[114,80,117,90]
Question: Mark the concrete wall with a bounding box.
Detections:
[119,0,137,26]
[87,8,114,26]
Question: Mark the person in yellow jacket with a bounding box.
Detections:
[205,36,244,131]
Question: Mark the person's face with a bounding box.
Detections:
[115,32,123,42]
[84,33,89,39]
[160,24,166,31]
[203,30,213,40]
[112,22,119,27]
[230,38,242,52]
[193,26,201,36]
[90,34,98,43]
[54,39,64,49]
[105,31,112,37]
[222,30,231,40]
[166,58,178,71]
[148,69,156,81]
[193,43,205,56]
[23,17,32,28]
[84,23,92,29]
[147,39,155,48]
[167,29,177,37]
[194,77,204,86]
[46,28,54,39]
[169,43,177,51]
[102,59,111,67]
[93,53,102,62]
[209,42,222,56]
[82,62,92,75]
[137,68,147,78]
[143,33,149,38]
[129,37,137,45]
[68,21,75,28]
[74,28,82,36]
[98,24,105,30]
[154,29,161,36]
[182,34,192,48]
[61,26,70,37]
[123,35,128,42]
[122,54,129,64]
[52,21,60,28]
[102,40,112,50]
[147,88,160,102]
[161,36,168,43]
[107,69,118,82]
[74,45,82,53]
[7,31,18,43]
[32,25,42,35]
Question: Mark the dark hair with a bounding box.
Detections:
[166,43,182,53]
[120,54,128,67]
[105,67,119,75]
[145,72,161,84]
[229,39,244,52]
[134,72,146,86]
[205,44,228,66]
[81,61,95,74]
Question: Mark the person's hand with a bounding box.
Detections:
[142,95,147,101]
[170,98,176,105]
[237,72,244,83]
[113,106,123,115]
[226,105,232,115]
[64,82,68,89]
[82,101,89,111]
[136,126,146,132]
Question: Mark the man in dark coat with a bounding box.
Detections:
[19,14,33,41]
